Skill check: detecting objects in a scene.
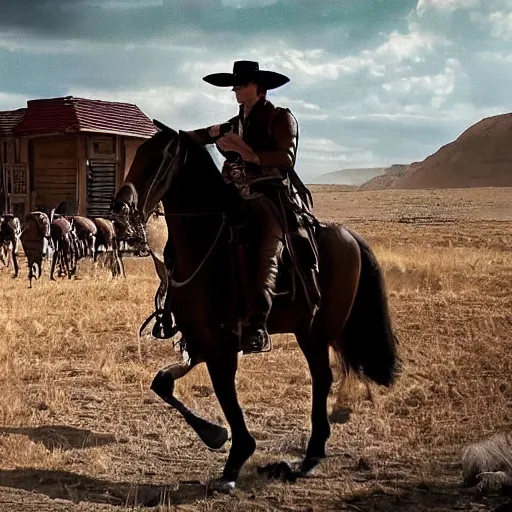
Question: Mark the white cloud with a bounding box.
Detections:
[0,92,32,111]
[381,58,459,99]
[299,138,354,152]
[476,51,512,62]
[416,0,479,15]
[371,28,444,62]
[486,10,512,40]
[0,30,81,54]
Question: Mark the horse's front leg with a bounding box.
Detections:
[11,241,19,278]
[50,247,58,280]
[150,350,229,451]
[207,347,256,492]
[0,245,8,267]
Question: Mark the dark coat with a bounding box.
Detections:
[195,99,297,177]
[194,99,312,208]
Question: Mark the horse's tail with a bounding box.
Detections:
[337,231,400,387]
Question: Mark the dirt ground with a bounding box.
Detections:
[1,187,511,511]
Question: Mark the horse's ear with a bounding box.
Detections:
[153,119,176,133]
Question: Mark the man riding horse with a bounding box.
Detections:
[111,65,400,488]
[183,60,320,353]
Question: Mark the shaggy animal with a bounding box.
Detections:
[91,217,125,277]
[462,432,512,494]
[0,214,21,277]
[50,216,75,280]
[19,212,52,287]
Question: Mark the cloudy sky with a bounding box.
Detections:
[1,0,511,181]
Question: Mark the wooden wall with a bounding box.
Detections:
[2,133,149,215]
[123,137,146,181]
[1,137,29,214]
[1,138,28,165]
[31,135,77,209]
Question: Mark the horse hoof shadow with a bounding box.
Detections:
[329,406,352,424]
[0,425,117,451]
[257,462,299,483]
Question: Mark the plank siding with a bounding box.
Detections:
[123,138,145,179]
[32,135,77,208]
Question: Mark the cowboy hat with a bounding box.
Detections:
[203,60,290,90]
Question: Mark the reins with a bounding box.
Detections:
[150,210,228,289]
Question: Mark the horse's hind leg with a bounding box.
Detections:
[116,250,125,278]
[297,333,333,475]
[50,248,58,280]
[89,235,96,260]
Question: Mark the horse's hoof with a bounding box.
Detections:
[300,456,322,476]
[210,478,236,494]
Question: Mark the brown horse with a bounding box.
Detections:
[112,125,400,492]
[91,217,125,278]
[0,214,21,278]
[50,216,75,280]
[19,212,53,288]
[70,215,97,261]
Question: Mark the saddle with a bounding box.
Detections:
[231,188,320,307]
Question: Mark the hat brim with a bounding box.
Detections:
[203,70,289,90]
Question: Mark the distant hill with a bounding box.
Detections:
[392,113,512,189]
[311,167,387,185]
[359,164,409,190]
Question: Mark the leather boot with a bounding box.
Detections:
[240,291,273,353]
[240,254,279,354]
[239,196,283,354]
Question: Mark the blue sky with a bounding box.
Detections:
[1,0,511,181]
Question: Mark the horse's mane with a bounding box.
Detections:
[161,130,239,214]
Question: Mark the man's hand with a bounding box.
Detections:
[217,133,260,164]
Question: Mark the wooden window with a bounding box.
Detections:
[90,136,115,158]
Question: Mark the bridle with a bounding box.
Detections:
[112,131,232,289]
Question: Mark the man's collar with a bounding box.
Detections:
[242,97,271,120]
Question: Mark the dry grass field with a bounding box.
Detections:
[1,187,511,511]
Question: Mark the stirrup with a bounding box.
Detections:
[139,310,178,340]
[240,328,272,355]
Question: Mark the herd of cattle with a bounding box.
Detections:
[0,211,127,287]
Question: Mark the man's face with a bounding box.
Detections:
[233,82,259,104]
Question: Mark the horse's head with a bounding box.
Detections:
[111,122,180,250]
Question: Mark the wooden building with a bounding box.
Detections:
[0,96,157,217]
[0,108,28,214]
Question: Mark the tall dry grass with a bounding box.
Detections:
[0,189,511,510]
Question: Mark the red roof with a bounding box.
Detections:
[0,108,27,138]
[14,96,157,138]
